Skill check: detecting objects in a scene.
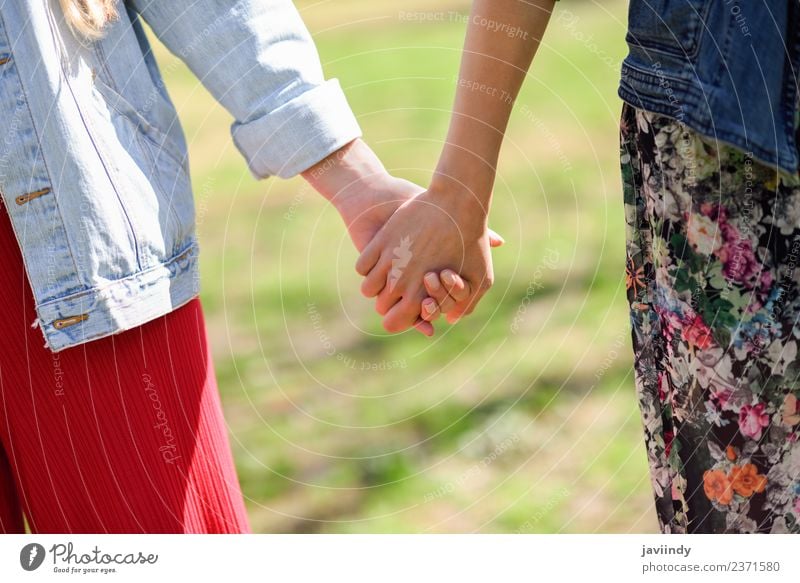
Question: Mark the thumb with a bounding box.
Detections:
[488,228,505,248]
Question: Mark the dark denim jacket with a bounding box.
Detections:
[618,0,800,175]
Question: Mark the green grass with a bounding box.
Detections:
[149,0,657,533]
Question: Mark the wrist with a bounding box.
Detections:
[429,150,495,212]
[301,138,392,213]
[428,173,492,226]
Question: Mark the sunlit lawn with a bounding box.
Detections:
[148,0,658,533]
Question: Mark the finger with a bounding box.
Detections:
[440,269,471,303]
[420,297,441,322]
[445,276,492,323]
[446,311,464,324]
[445,299,474,324]
[488,229,505,248]
[360,254,390,298]
[382,297,422,334]
[355,234,383,276]
[413,318,435,337]
[375,283,402,316]
[424,272,457,314]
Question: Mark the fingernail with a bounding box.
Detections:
[424,272,440,290]
[423,299,437,315]
[442,270,455,286]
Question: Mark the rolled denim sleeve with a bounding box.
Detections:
[129,0,362,179]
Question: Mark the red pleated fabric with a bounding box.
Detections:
[0,198,250,534]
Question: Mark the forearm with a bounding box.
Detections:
[431,0,555,209]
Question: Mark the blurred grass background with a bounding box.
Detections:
[148,0,658,533]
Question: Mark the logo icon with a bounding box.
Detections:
[20,543,46,571]
[388,236,413,291]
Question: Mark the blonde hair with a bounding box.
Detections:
[59,0,118,40]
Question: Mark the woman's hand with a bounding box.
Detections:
[355,185,496,333]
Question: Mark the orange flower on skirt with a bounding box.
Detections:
[703,469,734,505]
[730,464,767,497]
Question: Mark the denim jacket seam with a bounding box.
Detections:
[134,130,185,249]
[44,8,144,273]
[693,1,715,59]
[708,12,735,89]
[95,36,191,180]
[93,41,119,94]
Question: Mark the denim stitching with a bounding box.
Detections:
[0,10,82,295]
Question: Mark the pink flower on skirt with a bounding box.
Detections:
[738,403,770,440]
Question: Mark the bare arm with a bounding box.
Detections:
[432,0,555,205]
[357,0,556,331]
[421,0,556,322]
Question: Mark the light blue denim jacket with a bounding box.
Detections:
[0,0,361,351]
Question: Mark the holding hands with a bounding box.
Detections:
[302,139,500,336]
[355,183,501,334]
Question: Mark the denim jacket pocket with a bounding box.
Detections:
[91,75,187,172]
[90,76,196,259]
[625,0,712,59]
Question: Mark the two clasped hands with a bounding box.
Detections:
[302,138,502,336]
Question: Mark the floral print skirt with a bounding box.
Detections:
[620,101,800,533]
